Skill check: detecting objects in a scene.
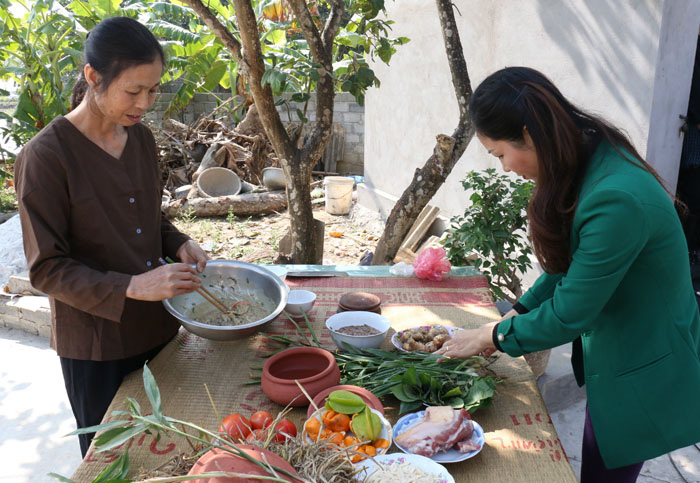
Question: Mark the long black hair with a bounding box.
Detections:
[71,17,165,109]
[468,67,666,273]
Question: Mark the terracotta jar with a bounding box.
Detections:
[262,347,340,407]
[188,445,300,482]
[337,292,381,314]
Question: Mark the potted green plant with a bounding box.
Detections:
[443,168,534,304]
[442,169,550,377]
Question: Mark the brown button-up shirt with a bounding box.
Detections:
[15,116,189,360]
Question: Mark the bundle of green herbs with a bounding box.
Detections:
[257,314,500,414]
[336,344,498,414]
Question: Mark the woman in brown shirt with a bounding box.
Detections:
[14,17,207,457]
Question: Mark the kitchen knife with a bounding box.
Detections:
[285,271,349,277]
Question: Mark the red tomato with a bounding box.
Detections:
[273,419,297,443]
[219,413,251,441]
[246,428,267,441]
[250,410,273,430]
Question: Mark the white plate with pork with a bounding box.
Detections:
[391,325,462,352]
[393,406,484,463]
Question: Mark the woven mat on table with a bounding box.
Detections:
[71,276,576,482]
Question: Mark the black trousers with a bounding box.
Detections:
[60,342,168,457]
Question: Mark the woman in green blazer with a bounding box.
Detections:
[438,67,700,482]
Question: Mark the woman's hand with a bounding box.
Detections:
[126,263,202,301]
[434,322,498,359]
[176,240,208,273]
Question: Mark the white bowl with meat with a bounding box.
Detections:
[393,406,485,463]
[325,311,391,350]
[392,325,461,353]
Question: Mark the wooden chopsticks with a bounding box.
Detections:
[195,286,229,314]
[159,257,229,315]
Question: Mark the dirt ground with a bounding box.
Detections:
[171,201,387,266]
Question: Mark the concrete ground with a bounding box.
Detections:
[1,327,699,482]
[0,326,82,482]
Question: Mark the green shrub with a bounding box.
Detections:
[442,169,534,303]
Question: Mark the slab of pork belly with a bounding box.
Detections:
[394,406,474,457]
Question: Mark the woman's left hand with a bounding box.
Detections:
[176,240,208,273]
[434,322,498,359]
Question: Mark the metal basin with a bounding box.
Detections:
[262,167,286,191]
[163,260,289,341]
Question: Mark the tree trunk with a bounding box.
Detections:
[162,192,287,218]
[184,0,344,263]
[372,0,475,265]
[373,135,456,264]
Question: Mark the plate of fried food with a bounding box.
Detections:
[391,325,462,352]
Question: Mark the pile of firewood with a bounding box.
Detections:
[152,104,294,219]
[153,104,278,195]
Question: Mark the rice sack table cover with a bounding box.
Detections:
[71,271,576,483]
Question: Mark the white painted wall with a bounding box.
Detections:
[646,1,700,194]
[362,0,675,221]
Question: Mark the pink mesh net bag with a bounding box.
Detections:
[413,247,452,281]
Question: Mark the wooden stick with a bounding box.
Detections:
[159,257,229,314]
[196,287,230,314]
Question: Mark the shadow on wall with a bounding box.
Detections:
[535,0,661,116]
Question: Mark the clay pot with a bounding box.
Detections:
[524,349,552,379]
[307,384,384,418]
[262,347,340,407]
[187,445,300,482]
[337,292,381,314]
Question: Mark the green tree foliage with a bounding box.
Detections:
[442,169,534,303]
[0,0,85,162]
[0,0,408,166]
[254,0,408,117]
[0,0,236,162]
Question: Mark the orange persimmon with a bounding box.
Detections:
[361,445,377,457]
[323,412,351,433]
[322,410,337,427]
[372,438,390,449]
[320,429,345,446]
[304,418,321,437]
[350,453,366,463]
[343,435,360,448]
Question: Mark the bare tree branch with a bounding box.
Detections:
[287,0,326,63]
[438,0,471,121]
[322,0,345,49]
[287,0,344,166]
[373,0,475,264]
[232,0,294,161]
[373,134,456,263]
[181,0,243,61]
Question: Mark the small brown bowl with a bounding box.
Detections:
[338,292,381,314]
[262,347,340,407]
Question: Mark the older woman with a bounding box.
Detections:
[15,17,207,456]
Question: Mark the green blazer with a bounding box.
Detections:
[496,140,700,468]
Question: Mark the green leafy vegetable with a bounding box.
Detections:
[258,317,501,415]
[336,344,498,414]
